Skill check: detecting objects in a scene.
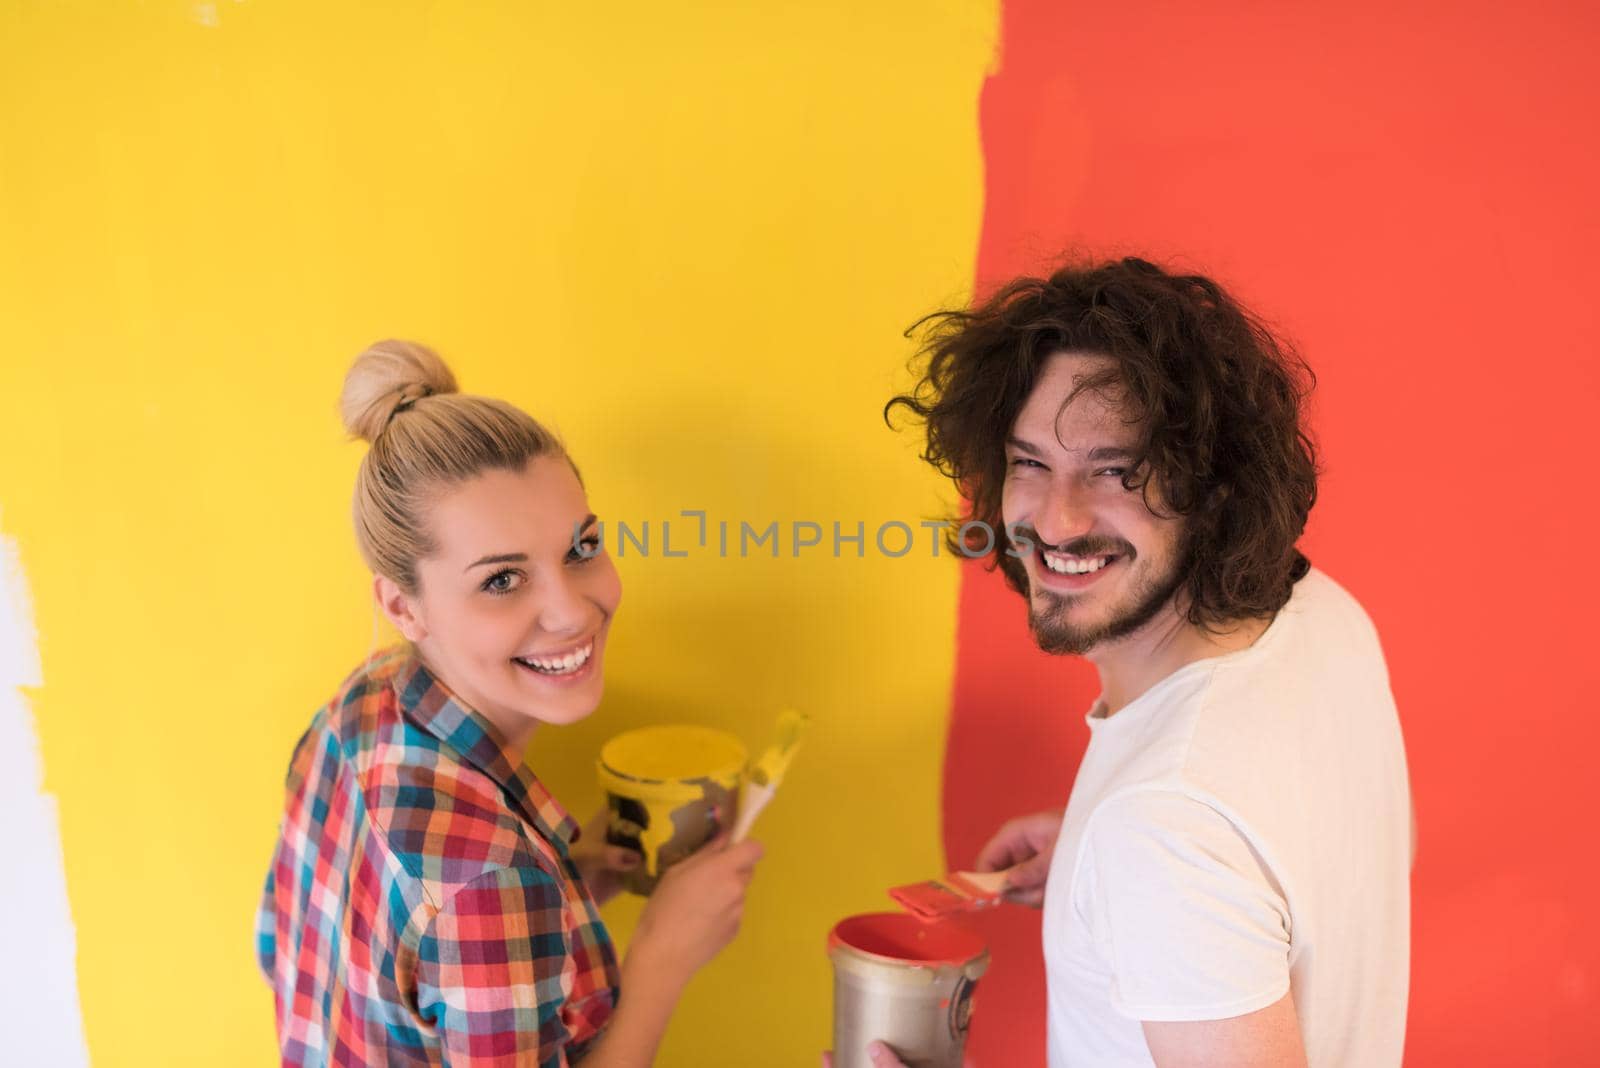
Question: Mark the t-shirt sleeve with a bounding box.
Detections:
[416,864,577,1068]
[1083,788,1291,1022]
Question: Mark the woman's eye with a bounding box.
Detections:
[482,569,522,596]
[568,536,603,563]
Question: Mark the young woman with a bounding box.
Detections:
[256,340,763,1066]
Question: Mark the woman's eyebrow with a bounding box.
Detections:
[463,516,599,570]
[464,552,528,572]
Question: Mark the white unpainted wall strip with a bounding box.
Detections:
[0,516,90,1066]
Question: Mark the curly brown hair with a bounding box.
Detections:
[886,256,1318,629]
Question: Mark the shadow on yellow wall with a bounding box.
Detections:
[0,2,996,1063]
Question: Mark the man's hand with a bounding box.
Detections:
[821,1041,907,1067]
[570,808,642,907]
[974,809,1064,908]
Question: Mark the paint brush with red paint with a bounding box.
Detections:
[888,869,1013,920]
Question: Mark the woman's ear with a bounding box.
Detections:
[374,574,428,643]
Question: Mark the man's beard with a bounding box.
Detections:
[1026,533,1189,655]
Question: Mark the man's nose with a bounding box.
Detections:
[1032,480,1096,548]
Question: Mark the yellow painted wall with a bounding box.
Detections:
[0,2,994,1063]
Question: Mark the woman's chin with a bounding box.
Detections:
[525,679,605,728]
[534,700,601,728]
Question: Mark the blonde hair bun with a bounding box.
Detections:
[339,339,460,443]
[337,339,564,593]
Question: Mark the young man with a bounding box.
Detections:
[882,258,1412,1067]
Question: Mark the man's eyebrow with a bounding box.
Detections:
[1007,438,1136,462]
[1005,436,1044,456]
[465,552,528,572]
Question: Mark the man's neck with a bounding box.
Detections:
[1086,604,1271,717]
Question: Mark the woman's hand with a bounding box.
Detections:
[626,833,764,990]
[821,1041,908,1067]
[581,835,764,1067]
[973,809,1064,908]
[570,808,642,908]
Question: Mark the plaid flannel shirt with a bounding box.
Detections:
[257,643,620,1066]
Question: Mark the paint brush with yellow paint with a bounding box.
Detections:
[731,709,809,843]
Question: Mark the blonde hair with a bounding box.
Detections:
[338,339,565,594]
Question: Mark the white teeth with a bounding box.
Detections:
[517,641,594,675]
[1043,553,1112,575]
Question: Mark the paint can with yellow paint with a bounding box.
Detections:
[597,725,747,894]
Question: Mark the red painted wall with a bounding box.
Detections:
[943,3,1600,1064]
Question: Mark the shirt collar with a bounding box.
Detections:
[389,643,581,849]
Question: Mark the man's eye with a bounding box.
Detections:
[482,569,522,595]
[1009,457,1045,470]
[1095,467,1127,478]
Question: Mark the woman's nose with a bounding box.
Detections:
[534,573,590,634]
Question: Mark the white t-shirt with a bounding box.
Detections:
[1043,569,1411,1067]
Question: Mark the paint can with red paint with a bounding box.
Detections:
[827,912,989,1068]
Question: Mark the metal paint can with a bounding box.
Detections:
[828,912,990,1068]
[596,725,745,894]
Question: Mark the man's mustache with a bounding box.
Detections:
[1005,524,1136,561]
